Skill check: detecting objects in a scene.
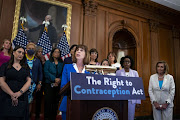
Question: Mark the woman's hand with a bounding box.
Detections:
[53,83,59,87]
[36,84,42,92]
[10,92,16,100]
[10,92,18,106]
[55,78,61,85]
[162,103,169,110]
[13,91,22,99]
[12,98,18,106]
[153,102,161,110]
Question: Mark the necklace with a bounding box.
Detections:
[78,67,83,71]
[158,75,164,78]
[13,63,20,69]
[77,66,84,72]
[26,54,34,60]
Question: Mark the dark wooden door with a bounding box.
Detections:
[112,29,137,70]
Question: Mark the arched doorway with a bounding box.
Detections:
[112,29,137,69]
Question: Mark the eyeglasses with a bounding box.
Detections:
[91,52,97,55]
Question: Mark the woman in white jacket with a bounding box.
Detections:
[148,61,175,120]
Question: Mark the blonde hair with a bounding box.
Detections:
[156,61,169,75]
[26,42,36,49]
[0,39,12,56]
[72,44,89,65]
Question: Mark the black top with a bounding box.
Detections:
[0,63,30,101]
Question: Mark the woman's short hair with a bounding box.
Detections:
[73,44,89,65]
[35,46,43,57]
[35,46,43,52]
[107,52,117,63]
[101,59,110,66]
[89,48,98,62]
[156,61,169,75]
[70,44,77,52]
[49,48,62,62]
[120,55,134,69]
[26,42,36,49]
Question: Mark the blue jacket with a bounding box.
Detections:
[27,57,43,83]
[44,60,63,83]
[59,64,89,112]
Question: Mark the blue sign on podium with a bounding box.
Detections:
[70,73,145,100]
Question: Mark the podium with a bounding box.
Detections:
[59,65,145,120]
[59,82,128,120]
[58,65,144,120]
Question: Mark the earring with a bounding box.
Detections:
[2,45,4,48]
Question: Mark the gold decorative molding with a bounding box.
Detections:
[83,0,98,16]
[11,0,72,44]
[11,0,22,42]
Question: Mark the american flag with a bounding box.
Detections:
[37,31,52,60]
[12,27,28,49]
[57,32,71,61]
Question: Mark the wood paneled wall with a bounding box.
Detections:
[0,0,180,117]
[0,0,3,20]
[0,0,16,44]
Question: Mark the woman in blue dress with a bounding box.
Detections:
[59,44,89,120]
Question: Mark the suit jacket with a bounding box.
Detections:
[59,64,89,112]
[27,57,43,83]
[44,60,64,83]
[148,74,175,107]
[116,68,141,104]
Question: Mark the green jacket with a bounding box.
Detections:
[44,60,63,83]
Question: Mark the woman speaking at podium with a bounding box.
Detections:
[59,45,89,120]
[116,56,141,120]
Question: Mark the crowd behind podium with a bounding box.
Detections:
[0,39,175,120]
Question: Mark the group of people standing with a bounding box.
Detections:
[0,39,175,120]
